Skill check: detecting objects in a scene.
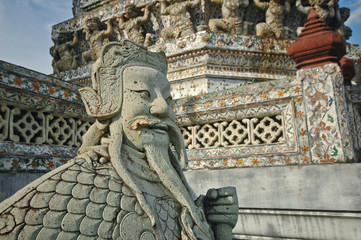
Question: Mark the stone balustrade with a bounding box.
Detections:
[0,61,93,172]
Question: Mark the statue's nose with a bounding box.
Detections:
[150,96,169,119]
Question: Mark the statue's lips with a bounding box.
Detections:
[129,118,169,134]
[148,123,168,134]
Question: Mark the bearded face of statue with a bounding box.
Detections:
[121,66,175,151]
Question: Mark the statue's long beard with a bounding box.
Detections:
[144,143,193,209]
[109,115,212,238]
[108,115,190,225]
[143,120,213,239]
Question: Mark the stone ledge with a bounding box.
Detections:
[184,163,361,211]
[233,209,361,239]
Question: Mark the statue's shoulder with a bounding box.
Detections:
[0,158,127,239]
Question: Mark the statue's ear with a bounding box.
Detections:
[79,87,102,118]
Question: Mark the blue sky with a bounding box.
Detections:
[0,0,73,74]
[0,0,360,75]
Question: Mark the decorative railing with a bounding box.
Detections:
[181,114,284,150]
[0,104,93,147]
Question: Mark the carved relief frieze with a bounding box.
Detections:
[300,64,354,163]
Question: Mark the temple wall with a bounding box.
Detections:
[185,164,361,239]
[1,59,361,238]
[174,63,356,169]
[0,61,93,201]
[179,63,361,239]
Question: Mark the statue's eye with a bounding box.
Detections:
[133,90,150,99]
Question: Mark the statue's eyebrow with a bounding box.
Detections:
[126,81,148,90]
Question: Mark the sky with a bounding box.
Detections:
[0,0,360,75]
[0,0,73,74]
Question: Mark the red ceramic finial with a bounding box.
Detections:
[287,8,346,69]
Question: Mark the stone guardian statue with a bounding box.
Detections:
[0,40,238,240]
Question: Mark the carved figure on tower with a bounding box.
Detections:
[50,31,79,74]
[0,40,238,240]
[118,3,155,46]
[296,0,337,26]
[160,0,201,41]
[296,0,351,40]
[82,17,115,63]
[335,7,352,40]
[208,0,251,35]
[254,0,292,38]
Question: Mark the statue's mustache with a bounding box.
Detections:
[129,116,169,131]
[128,115,187,166]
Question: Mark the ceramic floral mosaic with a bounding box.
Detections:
[56,32,297,86]
[53,65,91,82]
[0,61,92,172]
[300,64,354,163]
[172,63,357,170]
[0,142,76,172]
[1,60,359,172]
[0,61,82,104]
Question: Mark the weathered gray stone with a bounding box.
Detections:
[49,194,71,211]
[93,175,109,189]
[24,208,48,225]
[79,216,101,235]
[85,202,105,219]
[102,205,119,221]
[61,213,84,232]
[36,180,59,193]
[0,173,41,203]
[55,181,76,195]
[89,187,108,203]
[43,211,66,228]
[184,164,361,211]
[61,170,80,183]
[98,220,114,238]
[29,192,54,208]
[77,172,96,185]
[71,183,93,199]
[67,198,89,214]
[36,227,61,239]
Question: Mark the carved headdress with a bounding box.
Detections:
[79,40,167,120]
